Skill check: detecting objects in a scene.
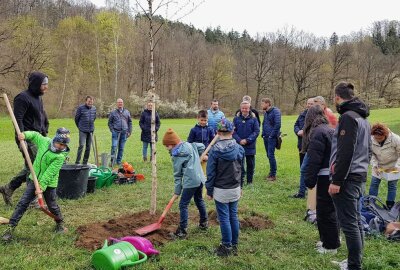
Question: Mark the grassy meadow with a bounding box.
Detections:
[0,107,399,270]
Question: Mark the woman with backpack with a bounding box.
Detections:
[369,123,400,209]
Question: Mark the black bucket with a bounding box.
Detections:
[57,164,90,199]
[87,176,97,193]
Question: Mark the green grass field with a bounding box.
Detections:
[0,108,399,270]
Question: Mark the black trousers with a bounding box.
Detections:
[8,142,37,191]
[241,155,255,184]
[9,180,63,226]
[316,175,340,250]
[75,131,92,164]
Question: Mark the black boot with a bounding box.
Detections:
[386,201,395,210]
[0,184,14,206]
[55,222,68,234]
[214,243,232,257]
[2,225,15,242]
[173,226,187,239]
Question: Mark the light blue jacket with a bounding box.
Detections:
[207,109,225,131]
[171,142,205,195]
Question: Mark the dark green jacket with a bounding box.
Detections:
[24,131,69,191]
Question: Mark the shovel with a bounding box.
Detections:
[135,194,179,236]
[1,93,59,221]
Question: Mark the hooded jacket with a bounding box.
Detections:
[206,138,245,197]
[14,72,49,140]
[329,98,372,186]
[171,142,205,195]
[370,131,400,179]
[233,112,260,155]
[24,131,69,191]
[187,124,215,148]
[139,109,161,142]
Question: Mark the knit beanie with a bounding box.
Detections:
[53,127,70,145]
[162,128,181,146]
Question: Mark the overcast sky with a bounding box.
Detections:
[89,0,399,37]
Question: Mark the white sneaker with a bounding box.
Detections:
[316,245,337,254]
[332,259,348,270]
[316,241,323,248]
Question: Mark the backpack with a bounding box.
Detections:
[361,196,400,234]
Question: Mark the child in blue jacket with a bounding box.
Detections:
[163,128,208,238]
[187,110,215,148]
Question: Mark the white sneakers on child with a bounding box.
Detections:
[316,245,338,254]
[332,259,348,270]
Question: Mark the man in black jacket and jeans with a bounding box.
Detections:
[75,96,96,164]
[0,71,49,206]
[328,82,371,270]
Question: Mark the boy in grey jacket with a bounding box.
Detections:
[162,128,208,238]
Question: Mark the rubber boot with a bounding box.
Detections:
[0,184,14,206]
[2,225,15,242]
[386,201,395,210]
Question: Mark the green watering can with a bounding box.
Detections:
[90,168,116,189]
[92,240,147,270]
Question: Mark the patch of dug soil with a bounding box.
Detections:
[240,212,274,230]
[75,211,180,251]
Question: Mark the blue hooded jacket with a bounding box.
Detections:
[233,113,260,155]
[206,139,245,197]
[187,124,215,148]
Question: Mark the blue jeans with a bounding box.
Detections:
[111,131,127,165]
[332,180,364,270]
[215,200,239,246]
[263,137,277,176]
[369,176,398,202]
[179,184,207,229]
[298,153,309,195]
[142,142,153,159]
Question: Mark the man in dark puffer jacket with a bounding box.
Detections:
[0,71,49,205]
[74,96,96,164]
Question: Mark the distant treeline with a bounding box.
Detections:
[0,0,399,118]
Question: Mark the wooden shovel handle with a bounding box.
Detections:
[200,134,219,160]
[157,194,179,224]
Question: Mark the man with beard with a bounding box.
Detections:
[0,71,49,206]
[207,99,225,133]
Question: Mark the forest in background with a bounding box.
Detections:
[0,0,400,118]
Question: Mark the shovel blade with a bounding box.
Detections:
[135,222,161,236]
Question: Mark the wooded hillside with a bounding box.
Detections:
[1,0,399,117]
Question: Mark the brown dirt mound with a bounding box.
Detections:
[240,212,274,230]
[76,210,274,251]
[75,211,180,251]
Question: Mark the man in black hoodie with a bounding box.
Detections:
[328,82,371,270]
[0,71,49,206]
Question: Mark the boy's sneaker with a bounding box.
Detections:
[198,221,208,230]
[173,227,187,239]
[55,222,68,234]
[214,243,232,257]
[2,226,15,242]
[316,245,337,254]
[332,259,348,270]
[231,244,238,256]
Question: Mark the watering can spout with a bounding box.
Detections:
[102,239,109,248]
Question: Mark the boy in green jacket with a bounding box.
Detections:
[162,128,208,238]
[2,128,70,242]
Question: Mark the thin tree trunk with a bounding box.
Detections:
[95,32,102,101]
[148,0,158,216]
[114,29,119,100]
